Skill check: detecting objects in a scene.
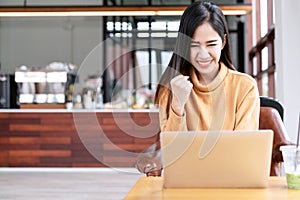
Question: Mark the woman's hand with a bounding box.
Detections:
[170,75,193,116]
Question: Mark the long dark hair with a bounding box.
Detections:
[155,1,234,111]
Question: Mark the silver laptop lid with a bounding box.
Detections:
[160,130,273,188]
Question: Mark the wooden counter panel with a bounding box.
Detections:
[9,156,40,166]
[8,150,72,157]
[8,137,71,144]
[10,124,74,132]
[0,151,8,167]
[0,111,160,167]
[0,113,9,118]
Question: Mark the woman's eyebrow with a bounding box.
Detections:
[207,39,218,43]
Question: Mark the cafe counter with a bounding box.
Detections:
[0,109,160,167]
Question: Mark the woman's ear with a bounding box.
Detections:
[222,34,227,49]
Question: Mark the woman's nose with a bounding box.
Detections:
[197,46,210,58]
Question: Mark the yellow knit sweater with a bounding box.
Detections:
[157,63,260,131]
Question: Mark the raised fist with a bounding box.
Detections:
[170,75,193,116]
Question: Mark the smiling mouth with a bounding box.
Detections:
[197,60,212,66]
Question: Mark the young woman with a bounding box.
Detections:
[136,1,260,176]
[155,1,259,132]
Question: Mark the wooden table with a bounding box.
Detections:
[125,177,300,200]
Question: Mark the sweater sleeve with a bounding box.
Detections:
[157,89,188,132]
[234,78,260,130]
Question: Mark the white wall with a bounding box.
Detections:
[0,0,104,92]
[275,0,300,143]
[0,17,102,91]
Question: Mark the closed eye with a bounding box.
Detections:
[207,43,217,46]
[190,44,200,48]
[206,39,219,46]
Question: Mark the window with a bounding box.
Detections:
[103,16,180,102]
[248,0,275,97]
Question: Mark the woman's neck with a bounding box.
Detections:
[195,64,220,85]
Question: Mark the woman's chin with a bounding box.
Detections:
[194,65,214,74]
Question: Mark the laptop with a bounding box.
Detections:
[160,130,273,188]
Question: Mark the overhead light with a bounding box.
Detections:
[0,5,252,17]
[220,5,251,16]
[222,10,248,16]
[0,11,158,17]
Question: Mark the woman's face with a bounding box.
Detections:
[190,22,225,84]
